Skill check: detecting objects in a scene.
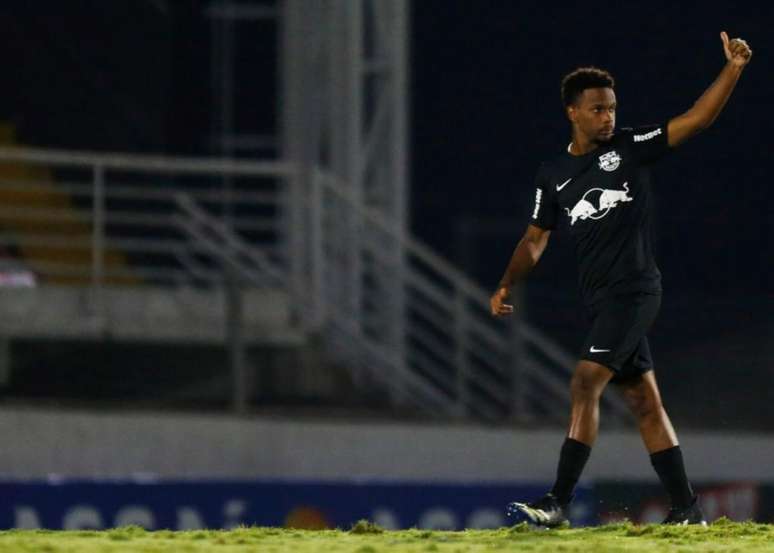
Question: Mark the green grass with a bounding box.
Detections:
[0,519,772,552]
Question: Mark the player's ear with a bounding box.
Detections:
[566,104,577,123]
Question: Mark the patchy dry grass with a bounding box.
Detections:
[0,519,772,552]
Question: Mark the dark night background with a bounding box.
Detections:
[409,2,773,429]
[0,1,770,428]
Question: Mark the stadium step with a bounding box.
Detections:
[0,123,135,284]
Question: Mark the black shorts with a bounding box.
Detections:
[580,292,661,383]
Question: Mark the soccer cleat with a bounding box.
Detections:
[662,496,707,526]
[507,493,569,528]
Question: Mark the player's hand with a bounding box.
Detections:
[490,286,514,317]
[721,31,752,68]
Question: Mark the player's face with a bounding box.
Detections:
[567,87,617,144]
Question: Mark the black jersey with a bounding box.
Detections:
[530,123,671,306]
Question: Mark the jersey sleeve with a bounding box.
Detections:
[529,166,559,230]
[621,123,670,166]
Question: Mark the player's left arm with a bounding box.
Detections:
[667,31,752,148]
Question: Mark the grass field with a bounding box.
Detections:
[1,519,773,552]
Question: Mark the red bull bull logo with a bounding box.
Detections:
[564,182,633,226]
[598,150,622,172]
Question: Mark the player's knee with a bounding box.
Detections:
[624,388,662,420]
[570,369,606,401]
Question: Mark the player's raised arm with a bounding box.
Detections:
[489,224,551,317]
[667,31,752,148]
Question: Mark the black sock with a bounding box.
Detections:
[550,437,591,505]
[650,445,695,510]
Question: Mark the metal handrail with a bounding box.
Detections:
[0,178,280,204]
[173,194,286,287]
[0,206,276,232]
[0,146,295,176]
[0,145,290,295]
[311,168,632,423]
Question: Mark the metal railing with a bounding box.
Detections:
[308,169,631,423]
[0,146,631,424]
[0,146,295,293]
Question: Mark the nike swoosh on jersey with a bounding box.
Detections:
[589,346,611,353]
[556,178,572,191]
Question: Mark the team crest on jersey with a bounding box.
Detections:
[598,150,622,172]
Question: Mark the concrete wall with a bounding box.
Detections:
[0,287,300,344]
[1,407,772,483]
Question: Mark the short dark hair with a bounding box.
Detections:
[561,67,615,106]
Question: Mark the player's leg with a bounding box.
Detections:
[566,359,615,446]
[617,369,677,453]
[617,368,705,525]
[508,292,657,527]
[507,359,613,527]
[555,294,656,503]
[549,359,613,504]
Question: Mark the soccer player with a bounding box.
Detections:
[490,32,752,527]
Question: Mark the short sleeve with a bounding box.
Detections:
[622,123,670,165]
[529,166,558,230]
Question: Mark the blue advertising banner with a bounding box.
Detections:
[0,480,596,530]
